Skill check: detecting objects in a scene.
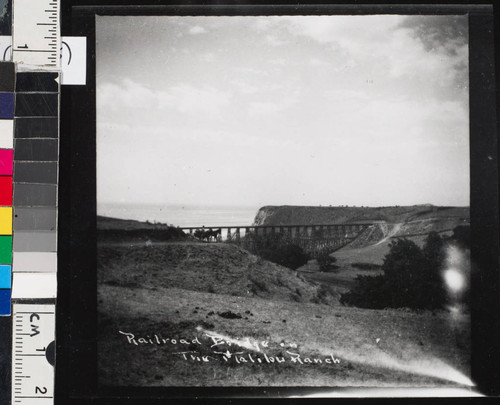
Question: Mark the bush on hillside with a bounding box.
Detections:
[249,233,310,270]
[258,243,310,270]
[351,262,382,270]
[450,225,470,249]
[316,249,337,272]
[97,227,187,242]
[341,233,448,310]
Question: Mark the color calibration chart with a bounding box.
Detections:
[0,66,59,309]
[0,62,15,315]
[2,63,59,404]
[12,70,58,295]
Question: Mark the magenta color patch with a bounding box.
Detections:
[0,150,12,176]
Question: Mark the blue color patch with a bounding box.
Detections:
[0,93,14,119]
[0,289,10,315]
[0,265,10,288]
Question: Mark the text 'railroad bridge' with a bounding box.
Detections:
[180,223,374,255]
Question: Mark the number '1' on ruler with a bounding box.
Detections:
[11,304,55,404]
[12,0,60,67]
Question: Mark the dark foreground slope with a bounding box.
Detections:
[99,282,471,388]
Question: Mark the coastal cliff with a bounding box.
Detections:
[253,205,469,226]
[253,205,469,244]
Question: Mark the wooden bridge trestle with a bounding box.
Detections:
[180,223,374,255]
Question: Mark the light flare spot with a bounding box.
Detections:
[444,268,464,292]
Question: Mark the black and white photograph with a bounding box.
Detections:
[95,14,472,390]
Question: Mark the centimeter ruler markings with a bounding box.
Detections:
[11,304,56,404]
[12,0,60,67]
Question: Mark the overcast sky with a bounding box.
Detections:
[96,15,469,209]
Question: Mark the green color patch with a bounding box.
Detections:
[0,236,12,263]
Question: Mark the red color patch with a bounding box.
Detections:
[0,176,12,205]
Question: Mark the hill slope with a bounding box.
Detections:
[98,242,336,305]
[99,285,471,388]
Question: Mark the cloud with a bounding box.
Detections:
[281,15,404,46]
[265,34,288,47]
[309,58,332,68]
[200,52,215,62]
[98,79,231,119]
[188,25,207,35]
[398,16,468,52]
[248,101,284,116]
[167,83,231,115]
[396,16,469,90]
[231,80,259,95]
[247,92,299,117]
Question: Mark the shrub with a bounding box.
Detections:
[249,233,310,270]
[340,275,387,308]
[258,244,310,270]
[316,249,337,272]
[341,235,448,310]
[450,225,470,249]
[98,227,187,242]
[351,262,382,270]
[315,284,338,304]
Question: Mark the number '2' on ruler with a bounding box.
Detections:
[12,304,55,404]
[12,0,60,67]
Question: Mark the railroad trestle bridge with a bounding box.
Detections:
[180,223,375,255]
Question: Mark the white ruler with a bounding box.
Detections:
[12,0,60,67]
[11,303,55,405]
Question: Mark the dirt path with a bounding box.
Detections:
[376,223,402,245]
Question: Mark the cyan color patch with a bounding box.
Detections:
[0,289,10,315]
[0,93,14,119]
[0,265,10,288]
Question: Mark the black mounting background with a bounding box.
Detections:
[56,2,500,404]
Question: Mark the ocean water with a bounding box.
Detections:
[98,203,259,227]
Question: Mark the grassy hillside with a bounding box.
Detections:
[97,215,176,230]
[97,216,187,242]
[98,242,337,305]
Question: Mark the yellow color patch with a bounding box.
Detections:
[0,207,12,235]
